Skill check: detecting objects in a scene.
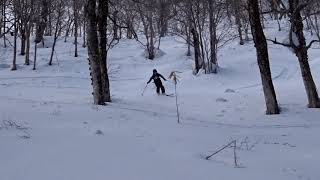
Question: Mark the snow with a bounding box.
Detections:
[1,21,320,180]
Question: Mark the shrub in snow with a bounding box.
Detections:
[95,130,104,135]
[216,97,228,103]
[225,89,236,93]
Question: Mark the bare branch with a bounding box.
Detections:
[307,39,320,49]
[266,38,292,47]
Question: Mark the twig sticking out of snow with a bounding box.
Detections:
[205,140,239,167]
[169,71,182,124]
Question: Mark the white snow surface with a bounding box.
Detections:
[1,21,320,180]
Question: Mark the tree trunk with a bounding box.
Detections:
[248,0,280,114]
[296,49,320,107]
[64,8,72,42]
[2,0,6,48]
[126,18,133,39]
[191,28,201,74]
[126,19,133,39]
[49,3,62,66]
[245,25,250,41]
[186,3,192,57]
[35,0,48,44]
[159,0,168,37]
[186,26,191,56]
[82,18,86,47]
[33,42,37,70]
[314,15,320,42]
[20,26,26,55]
[149,17,155,60]
[113,10,118,40]
[289,0,320,108]
[0,0,2,35]
[11,15,17,71]
[25,23,31,65]
[46,7,52,36]
[259,0,265,29]
[74,0,78,57]
[98,0,111,102]
[233,1,244,45]
[86,0,105,105]
[208,0,218,73]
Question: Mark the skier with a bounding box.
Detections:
[147,69,167,95]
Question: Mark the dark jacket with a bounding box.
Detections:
[147,73,166,85]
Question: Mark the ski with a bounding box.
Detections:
[164,93,174,97]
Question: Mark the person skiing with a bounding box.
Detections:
[147,69,167,94]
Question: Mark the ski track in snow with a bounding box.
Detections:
[1,94,316,131]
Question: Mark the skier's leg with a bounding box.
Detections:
[156,85,160,94]
[161,85,165,94]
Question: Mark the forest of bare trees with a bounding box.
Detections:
[1,0,320,112]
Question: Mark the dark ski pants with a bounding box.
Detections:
[156,83,165,94]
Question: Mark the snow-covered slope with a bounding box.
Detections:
[0,21,320,180]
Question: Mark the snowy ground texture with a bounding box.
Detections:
[1,21,320,180]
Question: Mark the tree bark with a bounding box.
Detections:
[35,0,48,44]
[248,0,280,114]
[2,0,6,48]
[233,0,244,45]
[186,26,191,56]
[191,28,201,74]
[126,17,133,39]
[11,13,17,71]
[20,26,26,55]
[208,0,218,73]
[113,10,118,40]
[159,0,168,37]
[74,0,78,57]
[25,23,31,65]
[98,0,111,102]
[148,14,155,60]
[82,17,86,47]
[33,42,37,70]
[0,0,2,35]
[49,1,63,66]
[85,0,105,105]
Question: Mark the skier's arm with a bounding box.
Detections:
[159,74,167,81]
[147,75,154,84]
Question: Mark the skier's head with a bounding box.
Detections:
[153,69,157,74]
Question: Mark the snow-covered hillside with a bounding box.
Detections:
[0,21,320,180]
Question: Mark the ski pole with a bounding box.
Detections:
[141,84,148,96]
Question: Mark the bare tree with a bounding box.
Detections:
[33,0,49,70]
[11,0,18,71]
[1,0,7,47]
[86,0,104,105]
[73,0,79,57]
[64,5,73,42]
[49,0,64,65]
[269,0,320,108]
[135,0,158,60]
[248,0,280,114]
[0,0,2,36]
[85,0,111,105]
[98,0,111,102]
